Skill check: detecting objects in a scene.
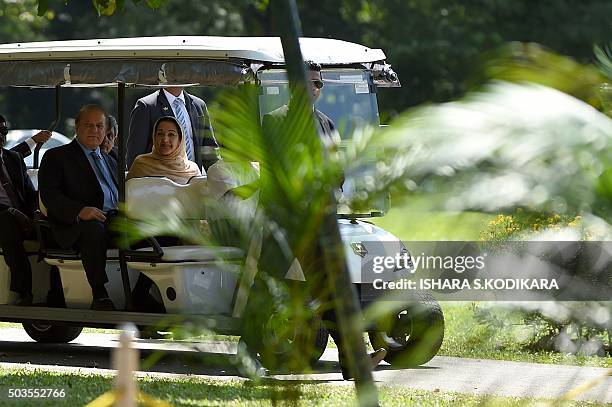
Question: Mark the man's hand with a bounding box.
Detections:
[32,130,52,144]
[78,207,106,222]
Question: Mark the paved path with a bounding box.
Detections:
[0,328,610,403]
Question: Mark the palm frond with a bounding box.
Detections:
[346,82,612,223]
[484,42,608,110]
[594,44,612,80]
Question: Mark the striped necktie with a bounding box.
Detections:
[172,98,194,161]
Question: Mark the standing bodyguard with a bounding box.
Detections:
[0,118,38,305]
[260,61,385,378]
[127,87,218,171]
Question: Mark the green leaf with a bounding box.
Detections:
[145,0,165,9]
[37,0,49,16]
[93,0,117,16]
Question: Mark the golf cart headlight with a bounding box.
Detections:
[350,242,368,257]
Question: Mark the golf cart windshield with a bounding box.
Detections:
[258,68,380,139]
[258,68,390,217]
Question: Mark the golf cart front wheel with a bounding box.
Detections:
[241,315,329,369]
[368,291,444,367]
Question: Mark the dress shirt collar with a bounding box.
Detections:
[163,89,186,106]
[75,138,101,156]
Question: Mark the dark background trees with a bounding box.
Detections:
[0,0,610,133]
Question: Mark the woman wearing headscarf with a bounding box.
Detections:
[127,116,200,183]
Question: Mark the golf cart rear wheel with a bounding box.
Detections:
[368,291,444,367]
[22,322,83,343]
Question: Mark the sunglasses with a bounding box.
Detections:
[312,80,324,90]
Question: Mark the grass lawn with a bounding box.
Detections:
[370,194,495,241]
[439,302,612,368]
[0,369,603,406]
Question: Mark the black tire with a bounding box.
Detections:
[368,291,444,367]
[242,315,329,370]
[22,322,83,343]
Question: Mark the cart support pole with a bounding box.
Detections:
[34,84,62,169]
[270,1,379,406]
[117,82,133,311]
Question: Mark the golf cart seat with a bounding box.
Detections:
[125,175,209,220]
[125,176,243,314]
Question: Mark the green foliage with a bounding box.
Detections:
[23,0,612,119]
[485,43,612,113]
[1,0,52,42]
[481,210,586,242]
[36,0,167,16]
[37,0,47,16]
[441,303,612,366]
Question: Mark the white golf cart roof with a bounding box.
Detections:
[0,36,399,88]
[0,36,386,65]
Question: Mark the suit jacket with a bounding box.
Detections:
[10,141,32,158]
[127,90,218,170]
[262,104,339,150]
[38,140,118,246]
[0,148,37,216]
[262,104,344,187]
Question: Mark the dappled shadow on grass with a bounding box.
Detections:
[0,339,243,376]
[0,371,337,406]
[0,336,439,380]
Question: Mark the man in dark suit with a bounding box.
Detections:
[0,122,38,305]
[262,61,341,152]
[0,114,52,159]
[127,87,218,170]
[261,62,385,378]
[39,105,118,311]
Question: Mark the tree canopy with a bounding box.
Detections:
[0,0,610,130]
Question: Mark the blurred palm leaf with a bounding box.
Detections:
[345,82,612,231]
[212,85,343,258]
[483,42,611,114]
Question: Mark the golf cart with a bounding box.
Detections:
[0,36,444,367]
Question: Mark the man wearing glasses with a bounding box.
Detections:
[260,62,386,379]
[262,61,341,150]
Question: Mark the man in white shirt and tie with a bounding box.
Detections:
[127,87,218,171]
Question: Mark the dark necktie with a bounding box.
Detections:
[0,154,22,208]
